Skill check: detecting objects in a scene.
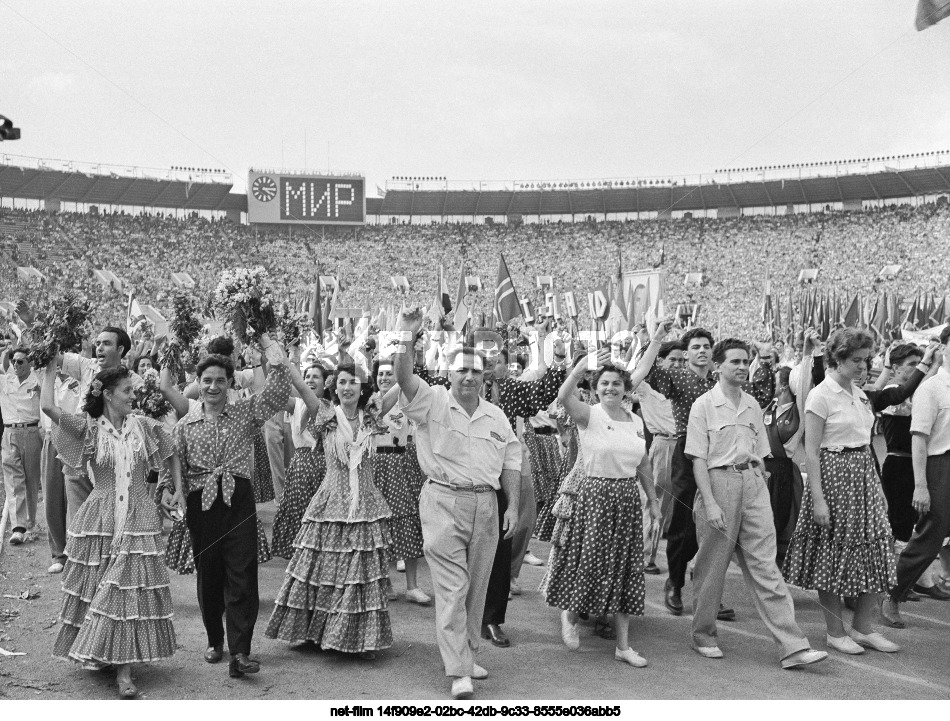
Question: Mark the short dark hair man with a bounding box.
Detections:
[685,339,825,668]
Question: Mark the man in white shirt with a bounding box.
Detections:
[635,339,684,573]
[883,327,950,627]
[1,347,42,545]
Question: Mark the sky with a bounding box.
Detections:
[2,0,950,195]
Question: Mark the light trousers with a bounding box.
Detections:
[420,481,498,678]
[2,426,42,531]
[692,467,810,660]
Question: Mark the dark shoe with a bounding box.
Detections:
[593,616,616,640]
[664,579,683,616]
[717,604,736,622]
[644,562,661,575]
[914,583,950,600]
[843,596,857,612]
[905,590,921,602]
[229,653,261,678]
[204,645,223,664]
[880,597,905,629]
[481,623,510,648]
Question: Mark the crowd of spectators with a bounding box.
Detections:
[1,202,948,340]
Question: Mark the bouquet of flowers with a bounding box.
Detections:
[130,317,154,342]
[25,292,95,369]
[277,301,314,347]
[159,292,205,379]
[131,375,172,420]
[211,267,277,345]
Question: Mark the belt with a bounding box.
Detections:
[887,451,912,459]
[427,478,495,493]
[532,426,557,436]
[376,446,406,455]
[822,445,869,454]
[713,461,753,473]
[652,431,681,439]
[4,422,39,429]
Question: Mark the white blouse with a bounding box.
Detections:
[577,404,646,479]
[805,375,875,448]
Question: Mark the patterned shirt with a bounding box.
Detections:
[174,363,290,510]
[646,363,774,436]
[482,366,567,428]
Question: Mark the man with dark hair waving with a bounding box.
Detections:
[686,338,825,668]
[160,333,291,679]
[393,308,522,701]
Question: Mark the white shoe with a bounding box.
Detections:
[405,588,432,606]
[48,561,65,574]
[781,648,828,669]
[694,645,724,659]
[849,629,900,653]
[396,559,406,572]
[560,611,580,650]
[510,579,522,596]
[522,552,545,567]
[472,664,488,680]
[826,634,864,655]
[614,647,648,667]
[451,676,473,699]
[9,531,25,546]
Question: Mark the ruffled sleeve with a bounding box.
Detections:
[51,413,93,471]
[138,415,176,471]
[306,397,337,436]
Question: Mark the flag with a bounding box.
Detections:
[494,254,522,324]
[453,259,470,332]
[310,273,324,338]
[886,294,902,338]
[917,0,950,30]
[376,185,387,198]
[932,295,947,326]
[870,294,888,338]
[902,292,920,328]
[843,295,861,328]
[126,292,145,333]
[426,264,452,327]
[760,275,774,335]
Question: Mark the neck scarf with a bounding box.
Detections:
[95,414,146,549]
[331,405,376,519]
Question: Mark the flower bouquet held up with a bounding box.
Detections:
[131,375,173,420]
[211,267,278,346]
[277,301,314,347]
[25,292,95,369]
[160,292,205,379]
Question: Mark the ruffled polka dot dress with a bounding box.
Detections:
[52,413,177,665]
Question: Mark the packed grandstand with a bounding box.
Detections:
[2,155,950,340]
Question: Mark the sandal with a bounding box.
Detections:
[118,679,138,699]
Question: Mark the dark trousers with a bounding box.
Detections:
[482,489,511,626]
[881,455,917,543]
[764,457,803,566]
[890,453,950,602]
[666,437,699,590]
[186,477,260,656]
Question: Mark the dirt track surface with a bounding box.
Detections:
[1,502,949,702]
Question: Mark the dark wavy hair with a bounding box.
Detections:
[303,362,329,398]
[888,343,923,368]
[712,338,750,365]
[682,327,714,350]
[333,362,373,409]
[824,328,874,370]
[197,353,235,380]
[592,365,633,393]
[657,340,684,360]
[81,366,132,418]
[372,357,395,393]
[207,336,235,357]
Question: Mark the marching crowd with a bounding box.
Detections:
[3,201,950,340]
[1,293,949,701]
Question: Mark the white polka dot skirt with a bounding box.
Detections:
[783,448,896,595]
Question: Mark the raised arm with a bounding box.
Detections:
[557,348,610,430]
[394,309,423,403]
[159,366,191,418]
[871,344,935,411]
[627,318,673,391]
[40,356,64,424]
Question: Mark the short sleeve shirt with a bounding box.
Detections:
[685,384,771,467]
[400,381,522,489]
[909,367,950,456]
[805,375,874,448]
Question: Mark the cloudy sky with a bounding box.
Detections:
[2,0,949,194]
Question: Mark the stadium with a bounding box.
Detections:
[2,0,950,707]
